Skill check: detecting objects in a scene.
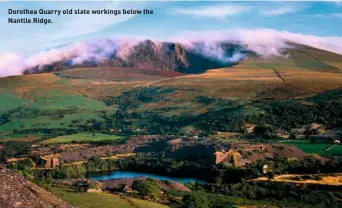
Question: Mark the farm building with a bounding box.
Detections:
[40,155,60,168]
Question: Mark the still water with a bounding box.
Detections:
[88,170,205,184]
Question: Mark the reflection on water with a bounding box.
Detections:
[88,170,205,184]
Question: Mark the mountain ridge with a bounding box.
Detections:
[23,40,342,76]
[23,40,257,75]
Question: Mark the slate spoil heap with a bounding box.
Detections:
[0,166,72,208]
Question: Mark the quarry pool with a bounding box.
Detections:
[88,170,205,184]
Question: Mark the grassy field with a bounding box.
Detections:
[283,141,342,156]
[326,145,342,156]
[50,187,170,208]
[0,74,116,136]
[0,92,26,114]
[50,187,296,208]
[42,133,124,144]
[254,174,342,186]
[281,140,332,156]
[127,197,170,208]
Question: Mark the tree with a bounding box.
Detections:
[17,157,36,171]
[267,171,275,179]
[289,134,297,140]
[182,192,210,208]
[215,176,223,185]
[246,189,256,199]
[253,125,270,137]
[132,179,160,199]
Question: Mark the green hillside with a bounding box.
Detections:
[42,133,124,144]
[0,74,114,137]
[1,45,342,139]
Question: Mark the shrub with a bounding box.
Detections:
[163,180,172,185]
[182,192,210,208]
[132,179,160,199]
[267,171,275,179]
[289,134,297,140]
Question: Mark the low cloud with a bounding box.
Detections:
[0,38,141,77]
[1,28,342,77]
[186,42,245,64]
[0,53,25,77]
[171,29,342,57]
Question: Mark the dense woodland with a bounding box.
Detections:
[1,86,341,137]
[101,87,342,135]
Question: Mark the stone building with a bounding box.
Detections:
[40,155,60,168]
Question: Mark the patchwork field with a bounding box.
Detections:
[42,133,124,144]
[0,74,115,136]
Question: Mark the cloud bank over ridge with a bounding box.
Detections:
[1,28,342,77]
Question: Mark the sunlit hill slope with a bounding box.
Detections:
[1,42,342,136]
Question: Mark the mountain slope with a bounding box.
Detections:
[24,40,254,75]
[1,42,342,136]
[285,44,342,72]
[23,41,342,76]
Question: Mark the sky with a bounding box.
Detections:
[1,1,342,76]
[1,1,342,54]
